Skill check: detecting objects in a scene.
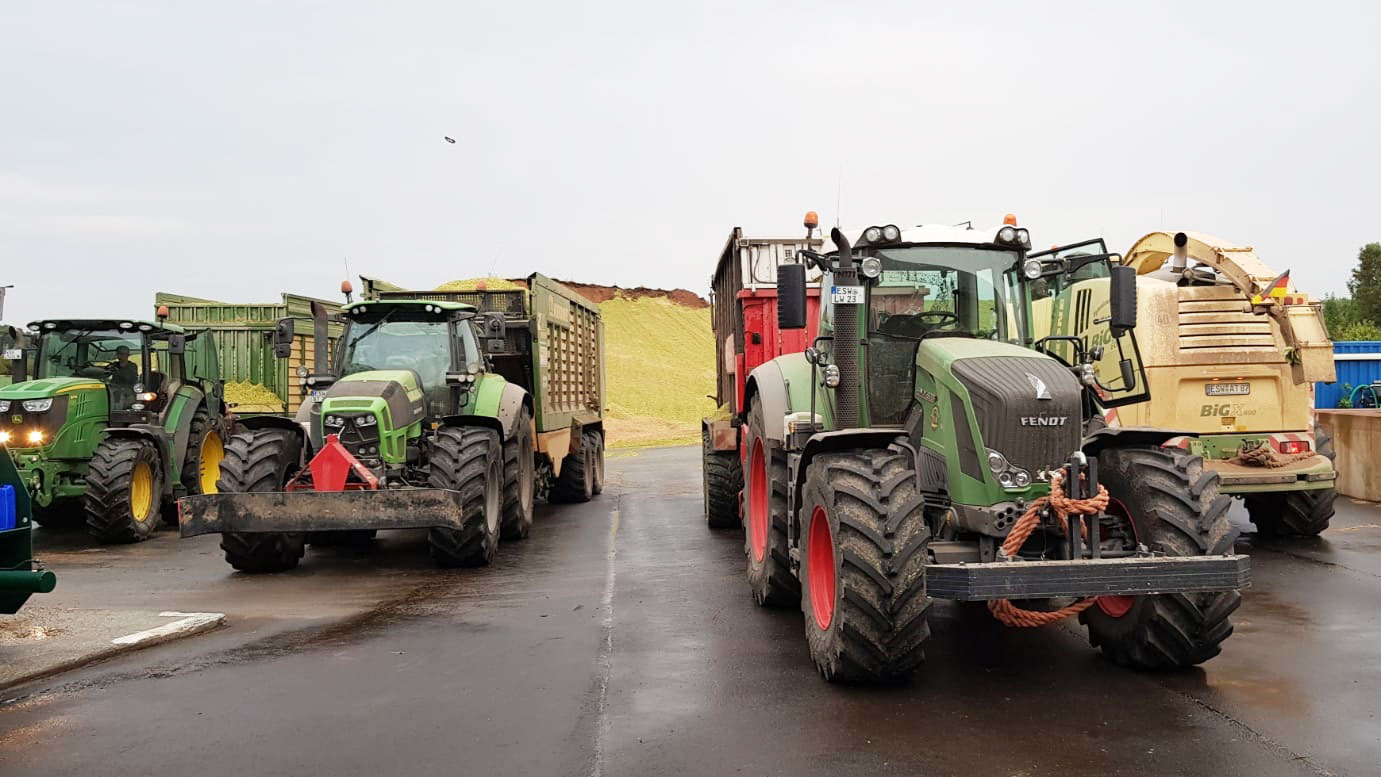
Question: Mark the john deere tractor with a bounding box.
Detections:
[179,297,556,572]
[741,217,1248,683]
[0,318,226,543]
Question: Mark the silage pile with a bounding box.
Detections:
[224,381,285,413]
[436,277,524,292]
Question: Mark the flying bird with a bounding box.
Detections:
[444,136,456,144]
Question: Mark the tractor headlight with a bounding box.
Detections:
[1023,258,1043,280]
[986,449,1008,474]
[860,257,882,279]
[27,430,44,445]
[324,415,345,427]
[863,226,883,244]
[356,414,377,427]
[998,226,1018,244]
[822,364,841,389]
[1016,228,1031,249]
[0,400,9,412]
[0,430,10,444]
[1012,469,1031,488]
[881,224,901,242]
[22,398,53,413]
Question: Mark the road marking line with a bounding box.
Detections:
[590,507,619,777]
[110,612,225,647]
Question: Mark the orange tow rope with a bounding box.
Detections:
[987,471,1110,628]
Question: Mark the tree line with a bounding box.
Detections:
[1326,243,1381,341]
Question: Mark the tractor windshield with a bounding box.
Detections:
[340,318,453,409]
[34,328,152,410]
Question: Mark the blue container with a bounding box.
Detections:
[1317,341,1381,408]
[0,484,15,531]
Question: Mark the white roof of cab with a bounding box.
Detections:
[832,223,1009,250]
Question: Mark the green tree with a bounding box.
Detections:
[1323,294,1359,333]
[1346,243,1381,324]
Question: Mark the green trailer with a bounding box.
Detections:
[1,442,56,614]
[179,273,605,572]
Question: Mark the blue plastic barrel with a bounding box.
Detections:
[1317,341,1381,408]
[0,484,15,531]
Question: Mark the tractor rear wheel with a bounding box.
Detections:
[85,438,163,543]
[174,407,225,525]
[1244,426,1337,537]
[500,406,536,540]
[550,431,595,503]
[428,426,502,567]
[218,429,306,573]
[743,401,799,608]
[702,425,742,530]
[1080,446,1239,669]
[800,444,931,683]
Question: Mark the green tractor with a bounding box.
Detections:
[743,218,1248,683]
[2,441,57,614]
[0,318,226,543]
[179,288,603,572]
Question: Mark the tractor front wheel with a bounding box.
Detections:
[174,407,225,525]
[800,444,931,683]
[743,401,798,607]
[85,438,163,543]
[702,425,742,530]
[1080,446,1239,669]
[428,426,503,567]
[218,429,306,573]
[500,406,537,540]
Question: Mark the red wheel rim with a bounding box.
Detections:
[748,440,768,562]
[808,506,836,630]
[1097,496,1137,618]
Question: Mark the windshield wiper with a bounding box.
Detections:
[348,312,394,349]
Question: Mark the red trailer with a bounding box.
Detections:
[702,223,822,528]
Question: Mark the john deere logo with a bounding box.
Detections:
[1027,373,1052,401]
[10,415,20,425]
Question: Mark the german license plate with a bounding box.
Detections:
[1205,382,1250,396]
[2,349,21,360]
[310,390,327,403]
[831,285,863,304]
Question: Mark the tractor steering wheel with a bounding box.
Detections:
[877,310,960,339]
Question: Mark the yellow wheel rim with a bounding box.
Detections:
[199,430,224,495]
[130,460,154,522]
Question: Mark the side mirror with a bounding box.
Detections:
[167,334,186,355]
[273,317,295,359]
[804,347,818,365]
[1108,265,1137,336]
[777,263,808,330]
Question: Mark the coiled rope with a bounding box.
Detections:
[987,471,1110,628]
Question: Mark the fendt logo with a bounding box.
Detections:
[1020,416,1069,427]
[1201,403,1259,417]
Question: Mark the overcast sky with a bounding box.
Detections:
[2,1,1378,324]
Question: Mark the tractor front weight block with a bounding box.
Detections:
[926,554,1250,601]
[178,488,469,537]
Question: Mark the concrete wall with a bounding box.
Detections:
[1316,409,1381,501]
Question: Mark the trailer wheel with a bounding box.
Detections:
[428,426,502,567]
[743,401,799,607]
[218,429,306,573]
[590,431,606,496]
[1080,446,1239,669]
[85,438,163,543]
[702,426,742,529]
[800,444,931,683]
[1244,426,1337,537]
[500,407,536,540]
[550,431,594,503]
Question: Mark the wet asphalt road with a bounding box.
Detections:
[2,445,1379,777]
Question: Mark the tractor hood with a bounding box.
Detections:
[321,370,426,431]
[0,377,104,400]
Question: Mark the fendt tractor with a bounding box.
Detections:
[734,214,1248,683]
[2,441,57,615]
[0,316,226,543]
[179,273,605,572]
[1090,232,1335,536]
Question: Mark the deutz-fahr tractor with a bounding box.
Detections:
[179,285,604,573]
[741,215,1248,683]
[0,317,226,543]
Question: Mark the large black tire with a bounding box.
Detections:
[702,426,742,530]
[743,401,799,607]
[590,431,606,496]
[550,431,594,504]
[1080,446,1239,669]
[171,407,224,526]
[85,438,163,543]
[799,444,931,683]
[1243,425,1337,537]
[218,429,307,573]
[427,426,502,567]
[500,407,536,540]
